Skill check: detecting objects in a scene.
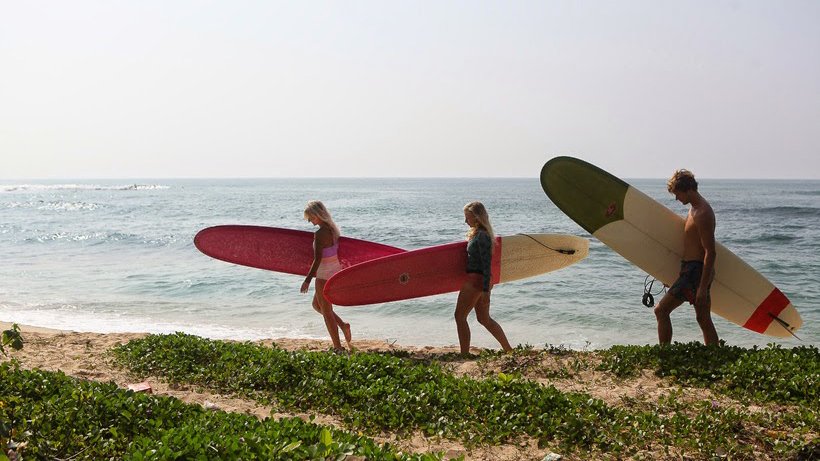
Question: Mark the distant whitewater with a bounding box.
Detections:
[1,177,817,349]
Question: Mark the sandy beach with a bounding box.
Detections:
[2,321,815,460]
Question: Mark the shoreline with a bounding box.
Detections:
[0,321,473,354]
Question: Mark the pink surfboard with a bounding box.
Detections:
[322,239,501,306]
[323,233,589,306]
[194,225,405,276]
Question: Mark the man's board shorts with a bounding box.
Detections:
[668,260,710,305]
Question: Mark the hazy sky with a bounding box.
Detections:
[2,1,819,179]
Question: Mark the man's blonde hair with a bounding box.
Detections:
[667,169,698,193]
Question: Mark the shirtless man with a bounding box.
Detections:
[654,169,720,345]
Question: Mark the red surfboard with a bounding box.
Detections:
[194,225,405,276]
[323,233,589,306]
[323,238,502,306]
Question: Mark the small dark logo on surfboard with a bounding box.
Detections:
[399,273,410,285]
[605,202,617,218]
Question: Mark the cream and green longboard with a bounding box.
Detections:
[540,156,801,338]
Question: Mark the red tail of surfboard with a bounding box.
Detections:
[743,288,794,335]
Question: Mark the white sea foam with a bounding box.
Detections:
[0,301,317,342]
[0,184,169,192]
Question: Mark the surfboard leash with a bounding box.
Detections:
[517,233,576,255]
[768,313,802,341]
[642,275,667,308]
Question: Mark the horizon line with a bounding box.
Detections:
[2,176,820,182]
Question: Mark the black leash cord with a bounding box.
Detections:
[517,233,576,255]
[642,274,666,308]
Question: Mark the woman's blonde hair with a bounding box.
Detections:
[464,201,495,247]
[303,200,340,240]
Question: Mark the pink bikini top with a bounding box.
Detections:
[321,241,339,258]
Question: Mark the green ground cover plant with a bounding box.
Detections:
[0,362,448,460]
[111,333,819,459]
[0,324,22,358]
[112,333,626,451]
[597,342,819,407]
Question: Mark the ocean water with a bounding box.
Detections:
[1,178,818,350]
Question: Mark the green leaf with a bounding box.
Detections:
[282,440,301,452]
[320,428,333,447]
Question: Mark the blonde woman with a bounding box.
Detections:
[300,200,351,352]
[454,201,513,355]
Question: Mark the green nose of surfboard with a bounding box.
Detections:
[540,156,629,235]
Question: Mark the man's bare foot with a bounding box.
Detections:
[341,322,352,344]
